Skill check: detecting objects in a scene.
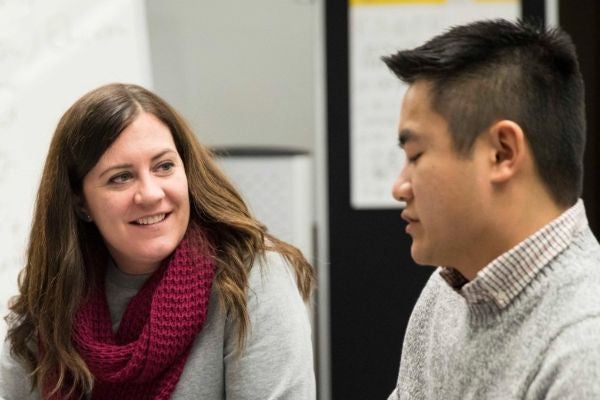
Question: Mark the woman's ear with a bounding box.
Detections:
[487,120,527,184]
[74,195,93,222]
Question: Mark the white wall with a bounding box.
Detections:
[145,0,318,151]
[0,0,152,338]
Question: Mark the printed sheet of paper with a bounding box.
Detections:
[349,0,519,208]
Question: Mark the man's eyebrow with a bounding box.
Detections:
[398,129,420,148]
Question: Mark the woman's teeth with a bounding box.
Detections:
[136,213,166,225]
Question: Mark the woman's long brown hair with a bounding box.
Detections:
[5,83,314,397]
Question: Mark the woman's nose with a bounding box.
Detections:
[133,176,165,205]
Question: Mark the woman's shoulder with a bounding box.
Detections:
[247,250,300,295]
[0,337,41,399]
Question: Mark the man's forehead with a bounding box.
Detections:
[398,82,435,128]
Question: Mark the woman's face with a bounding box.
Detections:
[82,112,190,274]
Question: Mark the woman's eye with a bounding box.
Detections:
[109,172,132,184]
[156,161,175,173]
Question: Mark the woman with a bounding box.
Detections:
[0,83,315,399]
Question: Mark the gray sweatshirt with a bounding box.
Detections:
[1,251,316,399]
[388,203,600,399]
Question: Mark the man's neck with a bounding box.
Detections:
[457,194,567,281]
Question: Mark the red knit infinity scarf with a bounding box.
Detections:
[69,224,215,399]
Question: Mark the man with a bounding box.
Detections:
[383,19,600,399]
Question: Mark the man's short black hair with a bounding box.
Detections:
[383,19,585,207]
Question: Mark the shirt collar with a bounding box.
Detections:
[439,199,587,309]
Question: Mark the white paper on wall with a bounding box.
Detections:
[349,0,519,209]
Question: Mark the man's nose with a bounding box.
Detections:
[392,174,413,203]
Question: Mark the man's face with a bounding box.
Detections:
[392,81,492,270]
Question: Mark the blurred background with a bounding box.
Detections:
[1,1,598,398]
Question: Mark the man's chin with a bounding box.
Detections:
[410,246,435,267]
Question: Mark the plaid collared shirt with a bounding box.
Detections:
[439,200,587,313]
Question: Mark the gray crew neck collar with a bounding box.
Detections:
[105,258,152,290]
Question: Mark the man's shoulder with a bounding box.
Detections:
[550,226,600,298]
[539,267,600,321]
[560,224,600,268]
[532,231,600,328]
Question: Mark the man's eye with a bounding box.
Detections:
[408,153,422,163]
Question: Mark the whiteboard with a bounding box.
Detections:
[349,0,519,209]
[0,0,152,337]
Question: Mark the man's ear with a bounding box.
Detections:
[487,120,527,184]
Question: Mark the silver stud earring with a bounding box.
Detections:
[77,209,93,222]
